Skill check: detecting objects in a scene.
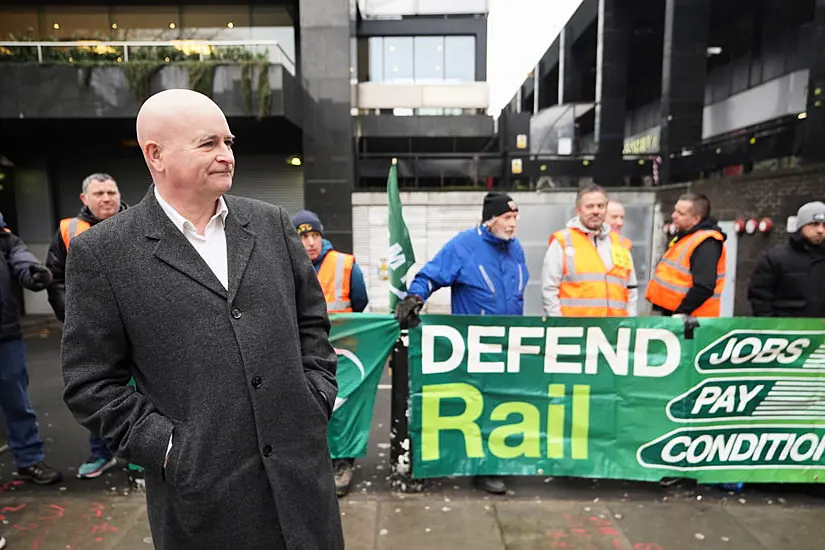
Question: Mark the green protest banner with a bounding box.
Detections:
[327,313,399,458]
[408,315,825,484]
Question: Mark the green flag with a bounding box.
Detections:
[387,161,416,311]
[327,313,399,458]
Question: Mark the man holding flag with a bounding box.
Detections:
[394,189,528,495]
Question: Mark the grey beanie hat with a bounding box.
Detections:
[796,201,825,230]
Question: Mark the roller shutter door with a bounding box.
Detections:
[54,153,304,221]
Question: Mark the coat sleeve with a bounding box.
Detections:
[407,238,462,302]
[46,229,67,322]
[626,252,639,317]
[7,233,46,291]
[61,235,174,474]
[541,240,564,317]
[278,208,338,413]
[747,250,778,317]
[675,238,722,315]
[349,261,369,312]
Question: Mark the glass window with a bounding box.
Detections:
[369,37,384,82]
[42,7,110,39]
[111,6,181,40]
[383,37,414,83]
[0,9,38,40]
[414,36,444,83]
[444,36,476,82]
[181,6,251,41]
[250,6,295,65]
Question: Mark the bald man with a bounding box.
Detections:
[61,89,343,550]
[606,200,631,250]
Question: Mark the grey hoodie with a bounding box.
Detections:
[541,216,638,317]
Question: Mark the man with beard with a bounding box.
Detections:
[542,184,638,317]
[646,193,727,318]
[394,191,528,495]
[748,201,825,318]
[47,173,127,480]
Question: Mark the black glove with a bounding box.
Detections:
[394,294,424,329]
[673,313,700,340]
[29,264,53,289]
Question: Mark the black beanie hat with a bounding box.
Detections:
[482,192,518,223]
[291,210,324,235]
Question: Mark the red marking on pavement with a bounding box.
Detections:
[634,544,664,550]
[37,504,66,520]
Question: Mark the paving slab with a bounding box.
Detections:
[0,494,147,550]
[496,500,634,550]
[340,499,379,550]
[725,505,825,550]
[604,501,768,550]
[375,497,504,550]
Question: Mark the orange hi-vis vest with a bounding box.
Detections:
[550,228,633,317]
[645,230,726,317]
[317,250,355,313]
[59,217,92,249]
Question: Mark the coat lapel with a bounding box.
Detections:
[142,187,228,299]
[224,201,256,303]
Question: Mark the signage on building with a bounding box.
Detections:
[623,129,660,155]
[511,159,523,175]
[516,134,528,149]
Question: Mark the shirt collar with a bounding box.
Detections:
[154,186,229,233]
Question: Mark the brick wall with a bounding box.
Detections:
[654,165,825,315]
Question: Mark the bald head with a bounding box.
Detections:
[606,200,625,235]
[136,89,235,200]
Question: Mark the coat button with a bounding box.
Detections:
[262,445,273,457]
[231,308,242,319]
[251,376,262,388]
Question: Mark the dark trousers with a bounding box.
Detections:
[0,339,45,468]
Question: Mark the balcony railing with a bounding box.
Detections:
[0,40,295,74]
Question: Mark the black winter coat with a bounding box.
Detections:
[46,203,128,322]
[0,230,51,341]
[748,232,825,317]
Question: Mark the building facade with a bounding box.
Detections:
[503,0,824,188]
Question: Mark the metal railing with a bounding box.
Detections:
[0,40,296,74]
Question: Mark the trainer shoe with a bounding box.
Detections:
[78,457,118,479]
[17,461,62,485]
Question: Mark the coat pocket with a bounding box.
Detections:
[306,380,331,420]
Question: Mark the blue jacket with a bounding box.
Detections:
[314,239,369,312]
[408,226,528,315]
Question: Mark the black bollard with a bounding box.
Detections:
[388,330,425,492]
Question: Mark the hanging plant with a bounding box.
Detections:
[122,61,165,103]
[187,62,215,97]
[240,61,272,120]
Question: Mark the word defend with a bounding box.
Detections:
[421,324,682,378]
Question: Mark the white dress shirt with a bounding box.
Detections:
[154,186,230,464]
[154,186,229,290]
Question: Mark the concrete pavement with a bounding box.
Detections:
[0,328,822,549]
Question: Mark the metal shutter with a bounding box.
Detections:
[54,154,151,220]
[228,155,304,214]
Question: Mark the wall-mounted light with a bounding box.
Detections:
[53,23,60,30]
[706,46,723,56]
[227,22,234,28]
[111,23,118,29]
[169,22,176,29]
[286,155,302,167]
[798,112,808,120]
[744,218,759,235]
[758,218,774,233]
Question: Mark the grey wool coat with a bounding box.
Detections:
[61,187,344,550]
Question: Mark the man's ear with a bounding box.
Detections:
[144,141,163,171]
[79,193,88,206]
